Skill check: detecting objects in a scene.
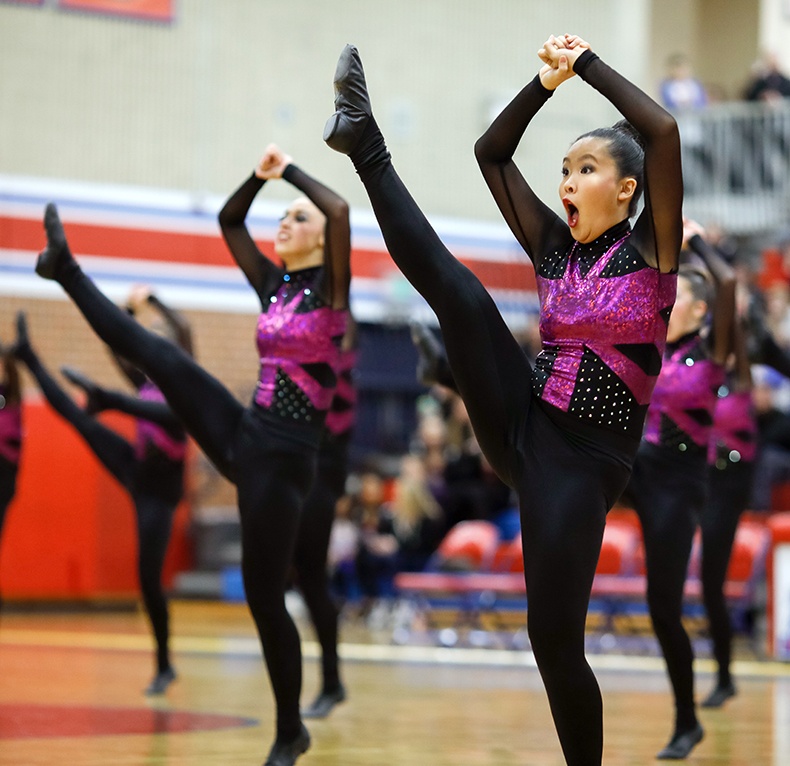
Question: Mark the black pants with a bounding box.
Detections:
[56,261,315,740]
[352,153,633,766]
[0,457,16,536]
[293,437,349,694]
[0,457,19,606]
[22,351,181,674]
[702,460,754,686]
[626,442,707,732]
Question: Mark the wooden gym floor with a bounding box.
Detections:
[0,600,788,765]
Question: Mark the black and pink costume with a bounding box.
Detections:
[331,47,682,766]
[37,161,350,753]
[294,344,357,709]
[624,224,735,745]
[11,339,186,688]
[702,384,757,697]
[0,380,21,556]
[626,329,725,733]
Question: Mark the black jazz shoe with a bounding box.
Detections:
[36,202,74,280]
[323,44,373,155]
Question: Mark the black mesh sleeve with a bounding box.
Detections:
[575,50,683,274]
[218,173,282,305]
[474,75,567,266]
[282,164,351,310]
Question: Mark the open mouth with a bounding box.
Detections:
[563,199,579,228]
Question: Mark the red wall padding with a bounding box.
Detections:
[0,400,193,600]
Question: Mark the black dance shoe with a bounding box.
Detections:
[656,723,704,760]
[323,44,372,154]
[61,366,105,415]
[700,681,736,708]
[263,724,311,766]
[144,668,176,696]
[301,685,347,719]
[36,202,74,280]
[410,322,445,386]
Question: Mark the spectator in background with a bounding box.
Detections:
[763,280,790,348]
[327,492,360,604]
[744,52,790,102]
[388,454,446,572]
[750,365,790,511]
[659,54,711,191]
[660,53,708,111]
[352,469,398,609]
[409,327,514,527]
[441,396,513,527]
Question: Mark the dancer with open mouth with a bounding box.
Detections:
[323,33,682,766]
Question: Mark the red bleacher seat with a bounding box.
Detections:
[596,523,641,576]
[430,520,500,572]
[493,537,524,573]
[726,521,770,583]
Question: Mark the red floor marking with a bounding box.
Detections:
[0,703,257,739]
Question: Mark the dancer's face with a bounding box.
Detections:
[558,137,636,244]
[666,275,707,342]
[275,198,326,267]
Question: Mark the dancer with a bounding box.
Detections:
[0,335,22,608]
[34,142,350,766]
[11,310,188,694]
[624,221,735,757]
[111,285,194,392]
[296,319,357,719]
[701,311,755,709]
[324,34,681,766]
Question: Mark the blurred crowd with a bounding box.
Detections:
[323,225,790,618]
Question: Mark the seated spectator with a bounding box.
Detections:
[744,52,790,102]
[750,366,790,510]
[660,53,708,111]
[388,454,447,572]
[442,397,513,526]
[327,493,361,603]
[764,281,790,349]
[352,469,399,607]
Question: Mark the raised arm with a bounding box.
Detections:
[569,39,683,272]
[109,348,146,390]
[686,226,736,364]
[474,40,570,264]
[731,316,753,390]
[147,294,194,356]
[1,344,21,406]
[95,295,142,389]
[281,163,351,310]
[218,157,282,303]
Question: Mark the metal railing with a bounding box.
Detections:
[675,100,790,234]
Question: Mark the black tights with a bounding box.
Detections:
[293,445,347,694]
[628,443,705,734]
[55,263,314,742]
[701,462,753,687]
[350,138,632,766]
[0,459,18,608]
[0,460,15,538]
[21,350,177,674]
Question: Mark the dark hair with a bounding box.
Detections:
[678,263,714,307]
[574,120,645,217]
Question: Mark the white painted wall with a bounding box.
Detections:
[0,0,775,223]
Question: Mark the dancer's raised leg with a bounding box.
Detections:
[36,204,243,479]
[325,47,530,487]
[13,312,136,487]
